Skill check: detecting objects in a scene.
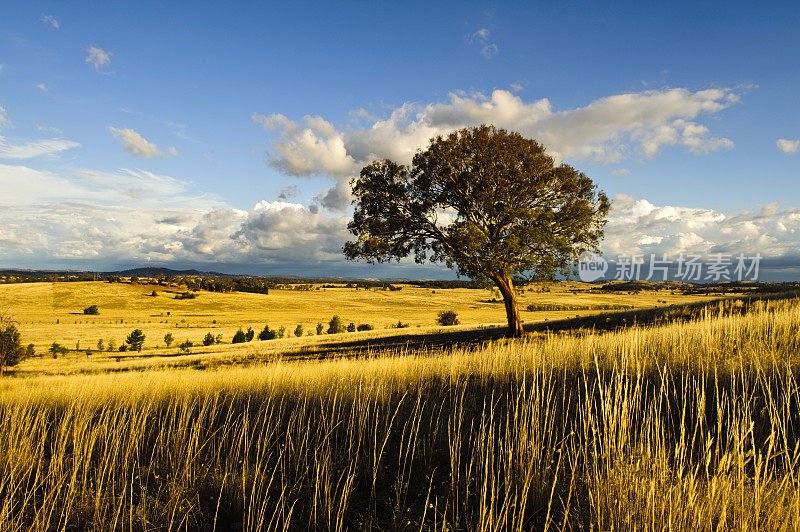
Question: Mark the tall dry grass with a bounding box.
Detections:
[0,298,799,530]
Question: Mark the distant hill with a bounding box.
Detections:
[105,267,233,278]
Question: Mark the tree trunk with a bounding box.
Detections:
[491,273,524,337]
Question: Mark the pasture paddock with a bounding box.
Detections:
[0,280,718,363]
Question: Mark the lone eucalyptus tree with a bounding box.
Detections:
[344,125,610,337]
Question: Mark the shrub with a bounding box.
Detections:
[294,324,304,337]
[107,339,116,351]
[163,333,174,347]
[49,341,69,359]
[393,321,410,329]
[174,292,196,300]
[327,316,345,334]
[125,329,146,352]
[97,339,104,350]
[316,323,324,335]
[346,323,356,332]
[244,327,255,342]
[119,344,128,352]
[178,340,192,352]
[0,322,26,373]
[215,334,223,344]
[258,325,277,341]
[203,332,216,346]
[232,329,247,344]
[150,290,158,297]
[277,326,286,339]
[83,305,99,315]
[437,310,460,326]
[357,324,374,331]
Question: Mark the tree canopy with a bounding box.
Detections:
[344,125,610,336]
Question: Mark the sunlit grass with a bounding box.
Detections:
[0,297,798,529]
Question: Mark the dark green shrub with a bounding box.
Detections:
[294,325,304,337]
[327,316,344,334]
[437,310,460,326]
[356,324,374,331]
[244,327,255,342]
[179,340,192,352]
[346,323,356,332]
[125,329,146,352]
[163,333,173,347]
[203,332,216,346]
[83,305,99,315]
[258,325,277,341]
[232,329,247,343]
[316,323,324,335]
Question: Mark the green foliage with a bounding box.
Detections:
[25,344,34,358]
[178,340,192,352]
[294,324,304,337]
[125,329,146,352]
[48,342,69,358]
[277,326,286,339]
[258,325,277,341]
[346,323,356,333]
[118,343,128,352]
[83,305,99,315]
[393,321,409,329]
[316,323,324,335]
[163,333,174,347]
[437,310,460,326]
[356,324,374,331]
[107,339,116,351]
[97,339,104,350]
[327,316,344,334]
[244,327,255,342]
[0,321,26,372]
[203,332,216,346]
[232,329,247,344]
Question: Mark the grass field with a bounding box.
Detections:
[0,286,798,530]
[0,280,717,362]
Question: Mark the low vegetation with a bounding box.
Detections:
[0,296,798,529]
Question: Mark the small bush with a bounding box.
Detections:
[277,326,286,339]
[178,340,192,352]
[232,329,247,344]
[119,344,128,352]
[163,333,173,347]
[174,292,196,300]
[244,327,255,342]
[294,324,304,337]
[107,339,116,351]
[258,325,277,341]
[125,329,146,352]
[316,323,324,335]
[356,324,374,331]
[393,321,410,329]
[49,342,69,359]
[203,332,216,346]
[83,305,99,315]
[327,316,345,334]
[437,310,460,326]
[346,323,356,332]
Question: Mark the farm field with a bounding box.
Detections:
[0,280,722,371]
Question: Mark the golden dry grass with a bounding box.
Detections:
[0,296,798,530]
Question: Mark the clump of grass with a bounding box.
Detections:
[0,298,799,529]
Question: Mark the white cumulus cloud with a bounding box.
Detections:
[777,138,799,155]
[255,87,739,209]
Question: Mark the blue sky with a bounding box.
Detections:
[0,1,798,278]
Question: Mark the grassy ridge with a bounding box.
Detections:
[1,298,799,529]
